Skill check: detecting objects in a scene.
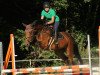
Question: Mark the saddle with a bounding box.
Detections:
[48,25,63,39]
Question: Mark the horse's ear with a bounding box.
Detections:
[22,23,27,27]
[31,20,38,26]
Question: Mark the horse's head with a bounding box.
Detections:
[23,20,45,47]
[23,19,52,48]
[23,23,36,47]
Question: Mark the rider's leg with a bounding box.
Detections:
[54,21,59,44]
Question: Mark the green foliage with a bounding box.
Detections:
[70,26,87,51]
[91,46,98,58]
[25,48,65,67]
[84,0,91,3]
[14,29,27,50]
[52,0,68,10]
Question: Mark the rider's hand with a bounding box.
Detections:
[45,22,48,25]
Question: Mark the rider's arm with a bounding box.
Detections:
[41,10,45,20]
[47,16,55,24]
[47,9,56,24]
[41,16,44,20]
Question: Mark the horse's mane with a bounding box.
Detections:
[31,19,45,26]
[31,20,50,32]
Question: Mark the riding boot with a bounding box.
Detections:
[54,31,58,44]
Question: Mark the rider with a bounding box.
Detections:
[41,2,60,44]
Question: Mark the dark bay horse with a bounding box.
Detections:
[23,20,83,65]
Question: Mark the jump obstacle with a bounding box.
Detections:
[0,34,90,75]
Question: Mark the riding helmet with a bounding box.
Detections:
[43,2,50,8]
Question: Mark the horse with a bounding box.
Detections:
[23,20,83,65]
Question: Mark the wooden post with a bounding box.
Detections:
[3,34,16,75]
[0,42,3,75]
[10,34,16,75]
[3,39,12,69]
[87,35,92,75]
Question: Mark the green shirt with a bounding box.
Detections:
[41,8,60,22]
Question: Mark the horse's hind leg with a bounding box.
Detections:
[54,49,69,65]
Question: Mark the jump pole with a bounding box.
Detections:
[98,26,100,74]
[2,65,89,75]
